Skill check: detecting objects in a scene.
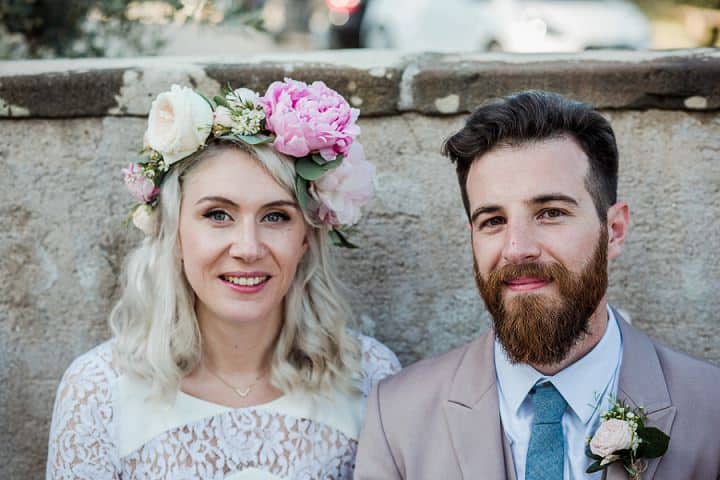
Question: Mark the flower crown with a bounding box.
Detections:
[122,78,376,248]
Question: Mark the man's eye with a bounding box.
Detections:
[263,211,290,223]
[539,209,565,219]
[204,210,231,222]
[480,217,505,229]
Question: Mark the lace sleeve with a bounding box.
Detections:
[46,343,120,480]
[356,334,401,397]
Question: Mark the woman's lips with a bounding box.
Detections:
[505,277,551,292]
[220,273,271,294]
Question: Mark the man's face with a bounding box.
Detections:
[467,137,613,365]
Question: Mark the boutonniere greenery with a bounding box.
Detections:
[586,397,669,479]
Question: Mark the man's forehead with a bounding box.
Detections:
[466,137,590,204]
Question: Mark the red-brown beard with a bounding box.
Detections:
[474,230,608,366]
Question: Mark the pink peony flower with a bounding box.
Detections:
[122,163,159,203]
[311,142,375,227]
[261,78,360,161]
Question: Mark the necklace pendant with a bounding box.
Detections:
[235,387,252,397]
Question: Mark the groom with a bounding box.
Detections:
[355,91,720,479]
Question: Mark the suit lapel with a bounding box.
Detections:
[605,312,676,480]
[444,331,512,480]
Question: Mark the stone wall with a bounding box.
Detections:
[1,50,718,478]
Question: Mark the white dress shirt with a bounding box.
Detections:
[494,306,623,480]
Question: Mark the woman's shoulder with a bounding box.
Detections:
[54,340,120,413]
[47,340,121,478]
[60,340,119,387]
[354,332,401,397]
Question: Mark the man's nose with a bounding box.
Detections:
[228,219,267,262]
[501,221,541,264]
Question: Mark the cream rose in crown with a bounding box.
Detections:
[145,85,214,165]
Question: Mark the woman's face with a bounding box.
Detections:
[178,147,308,330]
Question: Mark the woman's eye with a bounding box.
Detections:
[263,211,290,223]
[204,210,231,223]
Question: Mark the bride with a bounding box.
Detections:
[47,79,400,479]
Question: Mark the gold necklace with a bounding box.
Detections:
[204,365,265,399]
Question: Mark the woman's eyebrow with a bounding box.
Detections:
[263,200,300,209]
[195,196,238,207]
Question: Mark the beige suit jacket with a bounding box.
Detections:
[355,313,720,479]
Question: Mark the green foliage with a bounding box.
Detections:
[0,0,255,59]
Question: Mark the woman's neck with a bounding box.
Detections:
[197,311,282,377]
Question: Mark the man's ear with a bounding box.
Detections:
[606,201,630,261]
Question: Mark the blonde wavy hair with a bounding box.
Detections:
[110,140,361,398]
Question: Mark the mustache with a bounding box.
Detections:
[484,262,567,285]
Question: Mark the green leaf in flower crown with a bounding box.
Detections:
[295,176,312,212]
[198,91,214,110]
[636,427,670,458]
[296,156,330,181]
[238,134,273,145]
[296,155,344,181]
[323,154,343,171]
[329,228,358,249]
[214,95,232,109]
[311,153,343,166]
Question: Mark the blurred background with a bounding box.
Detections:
[0,0,718,59]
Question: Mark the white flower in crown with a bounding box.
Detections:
[226,87,261,109]
[145,84,214,164]
[132,204,158,236]
[213,87,265,136]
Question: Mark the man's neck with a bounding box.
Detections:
[529,298,610,376]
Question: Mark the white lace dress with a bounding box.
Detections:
[46,335,400,480]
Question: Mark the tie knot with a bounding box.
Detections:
[530,383,567,424]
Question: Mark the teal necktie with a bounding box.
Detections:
[525,383,567,480]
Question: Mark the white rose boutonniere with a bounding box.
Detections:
[586,398,669,479]
[145,84,213,164]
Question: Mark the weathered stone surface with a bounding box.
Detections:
[408,49,720,114]
[0,52,406,117]
[0,69,126,117]
[0,117,143,478]
[0,53,719,478]
[2,50,719,118]
[204,63,401,116]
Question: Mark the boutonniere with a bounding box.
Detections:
[586,398,669,479]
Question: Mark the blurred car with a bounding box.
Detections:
[360,0,651,52]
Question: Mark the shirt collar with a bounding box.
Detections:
[494,306,622,424]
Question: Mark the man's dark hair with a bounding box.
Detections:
[442,90,618,221]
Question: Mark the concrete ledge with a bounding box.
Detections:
[1,49,718,118]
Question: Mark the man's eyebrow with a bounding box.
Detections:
[529,194,579,206]
[470,205,502,223]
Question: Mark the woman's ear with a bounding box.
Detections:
[606,201,630,261]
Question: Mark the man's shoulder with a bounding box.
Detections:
[376,332,493,406]
[652,339,720,399]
